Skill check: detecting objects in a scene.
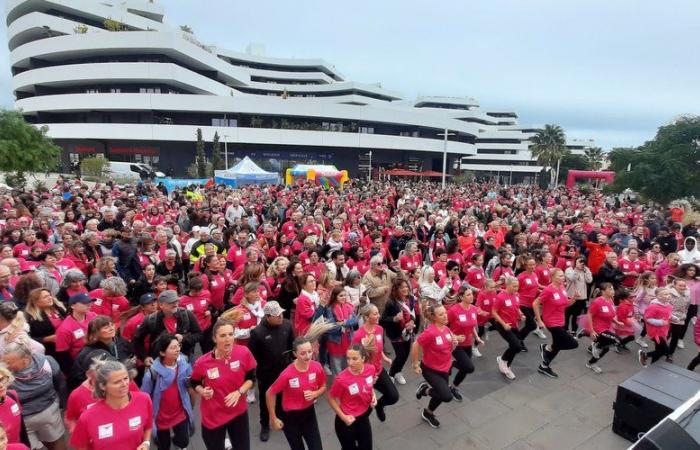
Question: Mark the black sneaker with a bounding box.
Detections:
[638,349,649,367]
[537,364,559,378]
[260,426,270,442]
[450,386,463,402]
[520,341,529,352]
[416,381,429,400]
[421,409,440,429]
[375,404,386,422]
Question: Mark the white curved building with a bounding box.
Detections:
[5,0,593,180]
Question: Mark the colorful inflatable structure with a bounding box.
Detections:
[285,164,349,190]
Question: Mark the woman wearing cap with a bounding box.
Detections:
[191,318,257,450]
[70,360,152,450]
[25,288,67,358]
[55,293,97,378]
[327,344,377,450]
[122,293,158,342]
[140,334,195,450]
[266,337,326,450]
[492,277,524,380]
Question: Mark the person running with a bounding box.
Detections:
[266,337,326,450]
[380,278,420,385]
[412,303,457,428]
[327,345,377,450]
[492,277,524,380]
[517,256,542,350]
[446,286,482,400]
[585,283,624,373]
[534,268,578,378]
[191,318,257,450]
[639,288,674,366]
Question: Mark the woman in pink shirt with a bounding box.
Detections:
[639,287,674,366]
[585,283,624,373]
[293,274,319,337]
[446,286,482,401]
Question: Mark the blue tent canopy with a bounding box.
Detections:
[214,157,279,187]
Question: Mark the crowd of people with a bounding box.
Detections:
[0,175,697,450]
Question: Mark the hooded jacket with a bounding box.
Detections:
[140,355,195,436]
[10,353,66,416]
[679,237,700,265]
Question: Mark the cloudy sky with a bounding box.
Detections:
[1,0,698,149]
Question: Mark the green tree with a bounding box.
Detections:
[530,124,569,185]
[210,132,223,174]
[0,110,61,181]
[195,128,207,178]
[80,156,109,178]
[608,116,700,205]
[583,146,605,171]
[103,18,124,31]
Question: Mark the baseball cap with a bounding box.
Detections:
[69,293,93,305]
[263,301,285,317]
[139,293,157,305]
[158,290,179,304]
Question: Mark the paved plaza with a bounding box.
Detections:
[186,335,697,450]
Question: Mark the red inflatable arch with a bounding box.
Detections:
[566,170,615,188]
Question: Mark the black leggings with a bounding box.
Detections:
[543,326,578,365]
[201,411,250,450]
[495,323,523,366]
[420,363,452,412]
[389,339,412,377]
[669,322,689,355]
[588,331,621,364]
[688,353,700,372]
[281,405,322,450]
[518,306,537,341]
[156,419,189,450]
[451,346,475,386]
[375,368,399,409]
[334,408,372,450]
[646,338,670,364]
[565,300,587,332]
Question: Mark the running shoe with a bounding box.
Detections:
[678,339,685,349]
[520,341,529,352]
[450,386,463,402]
[537,365,558,378]
[394,372,406,385]
[375,404,386,422]
[575,328,586,339]
[505,367,516,380]
[421,409,440,429]
[246,389,256,403]
[472,346,482,358]
[638,349,649,367]
[591,344,601,359]
[534,328,547,339]
[635,337,649,348]
[586,363,603,374]
[416,381,429,400]
[496,356,508,376]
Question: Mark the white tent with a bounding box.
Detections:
[214,156,279,186]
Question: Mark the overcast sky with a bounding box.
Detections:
[2,0,699,149]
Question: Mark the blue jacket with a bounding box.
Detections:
[140,355,195,435]
[312,304,359,344]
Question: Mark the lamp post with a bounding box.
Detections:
[367,150,373,182]
[437,128,456,189]
[223,134,230,169]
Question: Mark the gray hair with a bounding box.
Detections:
[61,269,86,287]
[165,249,177,258]
[94,360,128,400]
[504,276,519,287]
[369,255,384,267]
[100,276,127,296]
[359,303,378,319]
[345,269,362,286]
[4,342,32,361]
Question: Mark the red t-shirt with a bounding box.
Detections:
[328,364,376,417]
[535,266,552,286]
[493,292,521,328]
[122,312,145,342]
[66,383,140,425]
[190,346,257,429]
[466,267,486,290]
[268,361,327,412]
[589,297,616,334]
[351,325,385,374]
[619,258,647,288]
[539,285,569,328]
[156,368,187,430]
[517,272,539,307]
[202,273,227,310]
[89,289,129,324]
[476,290,496,324]
[163,316,177,334]
[447,303,478,347]
[180,293,212,331]
[55,312,96,359]
[416,324,454,372]
[70,391,153,450]
[0,390,22,443]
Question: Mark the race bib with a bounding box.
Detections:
[445,333,452,341]
[459,314,467,322]
[553,293,560,300]
[365,376,374,385]
[200,300,207,307]
[243,313,251,321]
[98,423,114,439]
[128,416,141,430]
[309,373,317,382]
[230,360,240,370]
[73,328,85,339]
[525,279,532,285]
[436,336,444,345]
[95,298,103,306]
[207,368,220,379]
[348,383,359,395]
[186,304,194,311]
[375,334,382,342]
[476,274,482,280]
[483,300,490,306]
[602,306,609,313]
[505,300,512,307]
[10,404,19,415]
[112,304,119,310]
[211,281,218,287]
[289,377,300,388]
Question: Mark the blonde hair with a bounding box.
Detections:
[0,365,15,385]
[25,288,65,321]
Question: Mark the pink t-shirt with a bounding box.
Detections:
[517,272,539,306]
[416,324,454,372]
[589,297,616,334]
[351,325,385,374]
[55,312,97,359]
[493,292,521,328]
[180,292,212,331]
[476,290,496,324]
[539,285,569,328]
[0,390,22,443]
[447,303,478,347]
[328,364,376,417]
[268,361,327,412]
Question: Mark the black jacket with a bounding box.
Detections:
[71,338,133,386]
[133,309,203,359]
[27,307,67,358]
[597,263,625,290]
[380,296,421,341]
[248,318,294,378]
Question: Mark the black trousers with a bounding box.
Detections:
[334,408,372,450]
[543,326,578,365]
[565,299,587,332]
[156,419,189,450]
[646,338,670,363]
[669,322,689,355]
[518,306,537,341]
[258,372,282,428]
[280,405,322,450]
[688,353,700,371]
[451,346,474,386]
[201,411,250,450]
[388,339,412,377]
[495,323,523,365]
[588,331,621,364]
[420,363,452,412]
[375,369,399,409]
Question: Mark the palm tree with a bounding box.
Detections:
[530,124,569,185]
[583,147,605,171]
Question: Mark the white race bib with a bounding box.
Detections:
[459,314,467,322]
[128,416,141,429]
[98,423,114,439]
[10,404,19,415]
[445,334,452,341]
[505,300,512,307]
[186,304,194,311]
[308,373,316,382]
[244,313,251,321]
[289,377,300,388]
[200,300,207,307]
[207,368,220,379]
[553,293,560,300]
[365,376,373,385]
[375,334,382,342]
[436,336,444,346]
[476,274,482,280]
[73,328,85,339]
[230,360,240,370]
[348,383,359,395]
[95,298,103,306]
[211,281,218,288]
[525,278,532,285]
[601,306,609,313]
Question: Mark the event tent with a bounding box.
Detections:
[214,157,279,187]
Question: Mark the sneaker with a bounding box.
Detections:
[394,372,406,385]
[665,356,674,363]
[505,367,516,380]
[586,363,603,374]
[678,339,685,349]
[575,328,586,339]
[484,330,490,341]
[450,386,463,402]
[538,365,558,378]
[635,337,649,349]
[586,345,593,355]
[416,381,429,400]
[421,409,440,429]
[591,344,601,359]
[520,341,529,352]
[375,404,386,422]
[472,346,482,358]
[496,356,508,376]
[613,345,622,354]
[225,438,232,450]
[260,427,270,442]
[638,349,649,367]
[246,389,256,404]
[534,328,547,339]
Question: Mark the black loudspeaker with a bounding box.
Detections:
[613,362,700,442]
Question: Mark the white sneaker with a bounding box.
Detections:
[505,367,516,380]
[394,372,407,385]
[586,363,603,374]
[472,346,482,358]
[534,328,547,339]
[635,337,649,349]
[484,330,490,341]
[496,356,508,375]
[246,389,256,403]
[678,339,685,349]
[225,438,232,450]
[591,344,601,359]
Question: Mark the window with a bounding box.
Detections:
[212,118,237,127]
[139,87,161,94]
[359,126,374,134]
[86,88,99,93]
[109,88,121,93]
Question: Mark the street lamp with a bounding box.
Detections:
[222,134,230,169]
[367,150,373,182]
[437,128,456,189]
